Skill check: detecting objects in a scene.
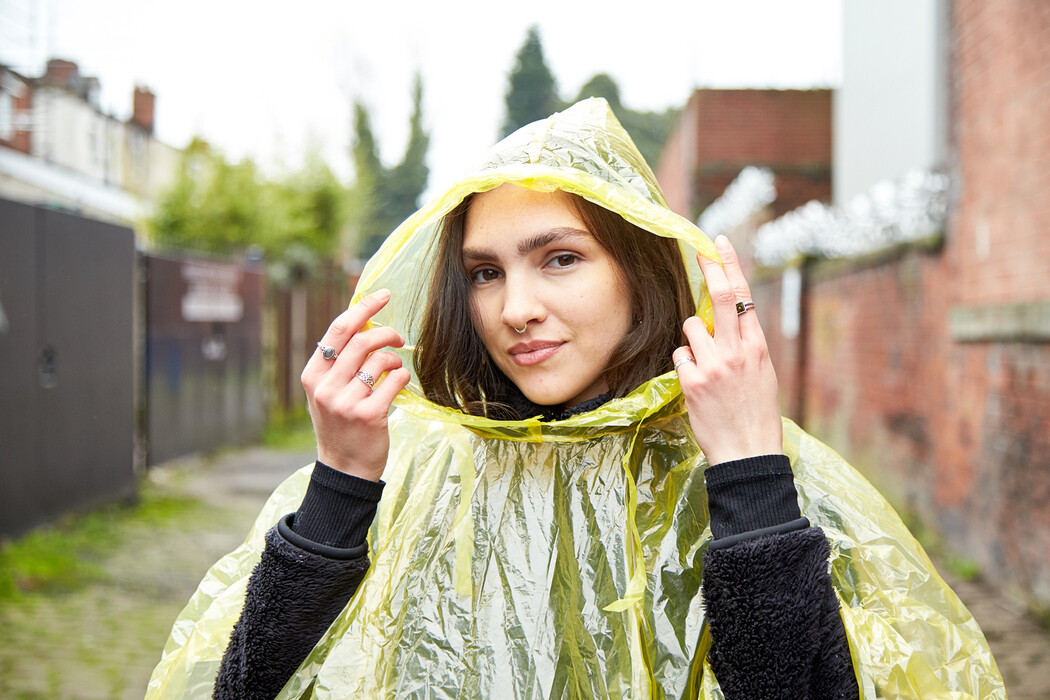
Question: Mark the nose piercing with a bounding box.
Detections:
[513,323,527,334]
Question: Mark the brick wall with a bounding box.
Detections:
[656,89,832,221]
[749,0,1050,606]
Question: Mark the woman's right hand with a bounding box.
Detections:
[301,289,412,482]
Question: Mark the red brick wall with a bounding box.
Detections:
[655,95,700,217]
[693,90,833,167]
[0,70,33,154]
[950,0,1050,305]
[749,0,1050,606]
[656,89,832,221]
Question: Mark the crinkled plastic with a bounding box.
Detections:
[147,99,1004,698]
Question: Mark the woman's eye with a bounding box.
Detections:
[471,268,502,283]
[550,254,579,268]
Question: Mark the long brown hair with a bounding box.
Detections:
[413,190,695,417]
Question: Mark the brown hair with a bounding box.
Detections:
[413,190,695,417]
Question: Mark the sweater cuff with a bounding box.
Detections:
[705,454,803,540]
[290,460,384,549]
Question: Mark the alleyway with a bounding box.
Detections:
[0,444,1047,698]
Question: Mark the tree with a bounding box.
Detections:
[573,73,679,168]
[351,73,431,258]
[149,139,350,267]
[501,26,560,137]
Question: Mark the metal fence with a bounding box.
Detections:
[0,198,136,538]
[144,253,266,465]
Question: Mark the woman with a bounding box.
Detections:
[148,99,1003,699]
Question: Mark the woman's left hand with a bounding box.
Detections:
[674,235,783,466]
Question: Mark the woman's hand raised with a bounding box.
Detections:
[301,289,412,482]
[674,236,783,466]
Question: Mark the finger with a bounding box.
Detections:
[681,315,715,361]
[345,350,404,396]
[715,236,765,341]
[304,289,393,377]
[672,345,697,373]
[326,327,405,384]
[697,250,742,350]
[368,366,412,410]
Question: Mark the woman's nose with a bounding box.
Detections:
[500,274,546,331]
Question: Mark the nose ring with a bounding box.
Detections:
[513,323,527,334]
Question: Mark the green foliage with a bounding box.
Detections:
[0,485,200,604]
[351,73,431,258]
[499,28,678,166]
[149,139,351,266]
[573,73,679,168]
[501,26,560,137]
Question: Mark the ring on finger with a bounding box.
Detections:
[735,301,756,316]
[673,355,695,370]
[317,342,339,360]
[355,370,376,392]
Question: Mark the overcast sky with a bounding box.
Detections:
[3,0,842,194]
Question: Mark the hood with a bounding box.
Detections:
[351,97,717,436]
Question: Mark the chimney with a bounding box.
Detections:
[41,59,80,90]
[132,86,155,134]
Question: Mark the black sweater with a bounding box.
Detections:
[214,450,858,699]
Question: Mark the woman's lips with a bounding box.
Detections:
[508,341,563,366]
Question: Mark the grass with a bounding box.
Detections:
[0,480,201,605]
[261,409,317,452]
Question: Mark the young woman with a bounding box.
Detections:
[149,99,1003,699]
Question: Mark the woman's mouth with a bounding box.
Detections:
[508,341,563,366]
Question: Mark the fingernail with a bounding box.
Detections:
[373,288,390,300]
[715,235,731,251]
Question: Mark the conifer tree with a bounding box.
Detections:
[573,73,678,168]
[351,74,431,258]
[501,26,560,137]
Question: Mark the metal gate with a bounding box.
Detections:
[0,198,135,538]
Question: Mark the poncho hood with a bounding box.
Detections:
[148,99,1004,699]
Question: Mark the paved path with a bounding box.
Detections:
[0,445,1047,698]
[0,446,314,700]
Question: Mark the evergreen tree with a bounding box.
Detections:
[351,73,431,258]
[573,73,679,168]
[501,26,560,137]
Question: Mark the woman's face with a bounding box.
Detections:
[462,184,633,407]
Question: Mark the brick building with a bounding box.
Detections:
[0,59,180,227]
[708,0,1050,608]
[656,88,833,223]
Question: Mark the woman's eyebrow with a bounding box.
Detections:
[516,227,589,256]
[461,227,590,263]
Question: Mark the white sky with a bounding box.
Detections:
[2,0,842,195]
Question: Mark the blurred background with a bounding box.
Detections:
[1,0,1048,697]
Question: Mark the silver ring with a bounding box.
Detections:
[355,370,375,391]
[736,301,756,316]
[673,355,695,370]
[513,324,527,334]
[317,342,338,360]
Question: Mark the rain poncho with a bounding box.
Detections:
[148,98,1004,699]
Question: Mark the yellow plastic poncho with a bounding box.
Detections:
[148,99,1004,699]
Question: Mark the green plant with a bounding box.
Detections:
[0,483,200,604]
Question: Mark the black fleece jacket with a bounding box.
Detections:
[215,410,859,699]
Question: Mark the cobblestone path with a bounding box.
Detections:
[0,446,1047,698]
[0,447,313,699]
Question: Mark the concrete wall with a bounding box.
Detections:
[833,0,949,205]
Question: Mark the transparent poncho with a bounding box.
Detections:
[147,98,1004,699]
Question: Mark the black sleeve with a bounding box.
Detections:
[701,455,859,699]
[214,462,384,700]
